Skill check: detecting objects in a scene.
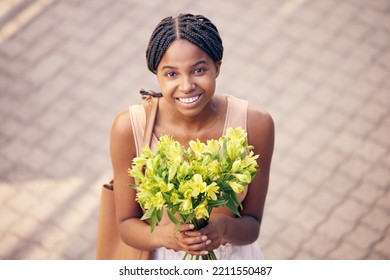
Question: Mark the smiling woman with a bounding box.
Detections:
[101,13,275,260]
[156,39,221,119]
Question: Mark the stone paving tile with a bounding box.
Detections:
[1,0,389,260]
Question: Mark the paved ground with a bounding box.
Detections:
[0,0,389,260]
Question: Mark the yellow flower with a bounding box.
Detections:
[191,174,207,197]
[177,161,191,180]
[136,189,155,210]
[205,182,219,200]
[141,180,156,191]
[151,154,163,169]
[158,135,175,149]
[136,189,153,203]
[165,142,183,163]
[191,160,207,176]
[128,126,260,238]
[206,160,221,180]
[230,159,242,173]
[226,127,247,143]
[132,157,147,168]
[140,146,153,158]
[201,154,213,166]
[170,192,181,205]
[128,166,144,181]
[151,192,165,209]
[180,198,193,212]
[241,153,259,172]
[226,142,238,160]
[233,171,252,184]
[228,181,244,193]
[155,176,173,192]
[206,139,220,154]
[167,183,174,192]
[145,159,156,177]
[179,181,193,198]
[195,202,209,219]
[189,139,206,156]
[168,164,178,182]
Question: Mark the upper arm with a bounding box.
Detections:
[110,109,143,224]
[241,105,275,221]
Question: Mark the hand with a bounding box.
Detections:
[179,224,211,257]
[157,223,211,256]
[197,214,228,251]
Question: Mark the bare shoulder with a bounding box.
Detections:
[110,108,137,160]
[247,104,275,157]
[112,109,132,135]
[247,104,274,135]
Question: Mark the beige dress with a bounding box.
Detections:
[129,95,264,260]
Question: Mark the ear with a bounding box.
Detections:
[214,61,222,78]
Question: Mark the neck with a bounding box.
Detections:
[154,96,226,144]
[160,97,219,131]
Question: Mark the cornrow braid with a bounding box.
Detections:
[178,14,223,64]
[139,89,163,98]
[145,16,176,74]
[145,13,223,74]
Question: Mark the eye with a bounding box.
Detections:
[165,71,177,78]
[193,68,206,75]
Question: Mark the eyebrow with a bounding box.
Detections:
[161,60,208,70]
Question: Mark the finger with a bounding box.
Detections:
[181,233,208,244]
[179,224,194,232]
[183,230,202,237]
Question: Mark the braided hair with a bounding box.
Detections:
[140,14,223,98]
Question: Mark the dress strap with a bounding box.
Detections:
[128,97,159,156]
[129,104,145,157]
[223,95,248,132]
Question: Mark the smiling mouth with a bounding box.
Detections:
[177,94,202,104]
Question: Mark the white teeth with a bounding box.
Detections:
[178,95,200,104]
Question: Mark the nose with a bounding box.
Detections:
[179,75,195,93]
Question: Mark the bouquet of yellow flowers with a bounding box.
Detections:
[128,127,259,260]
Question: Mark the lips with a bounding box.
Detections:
[177,94,202,104]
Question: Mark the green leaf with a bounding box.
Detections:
[184,213,195,224]
[156,208,163,222]
[141,207,155,220]
[162,192,173,207]
[150,214,157,232]
[230,191,243,211]
[167,209,180,229]
[129,183,139,189]
[219,184,230,192]
[222,193,240,216]
[225,198,240,216]
[207,199,228,207]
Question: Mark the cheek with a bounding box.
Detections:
[156,75,167,88]
[198,75,216,90]
[158,79,176,96]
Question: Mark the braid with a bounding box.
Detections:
[145,13,223,74]
[145,16,176,74]
[178,14,223,63]
[139,89,163,98]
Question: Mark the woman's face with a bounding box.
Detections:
[156,39,221,118]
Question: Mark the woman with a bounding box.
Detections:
[110,13,274,259]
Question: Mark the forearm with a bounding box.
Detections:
[118,218,205,255]
[118,218,163,251]
[215,214,260,246]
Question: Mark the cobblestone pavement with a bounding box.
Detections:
[1,0,389,260]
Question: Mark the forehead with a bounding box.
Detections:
[158,39,211,68]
